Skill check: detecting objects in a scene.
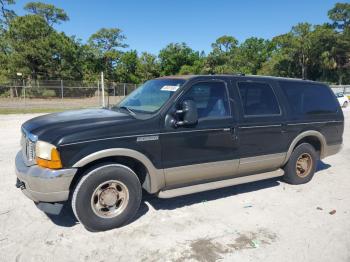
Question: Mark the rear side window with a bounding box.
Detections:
[238,82,280,116]
[280,81,338,115]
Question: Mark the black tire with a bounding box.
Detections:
[283,143,318,185]
[343,101,348,108]
[72,163,142,231]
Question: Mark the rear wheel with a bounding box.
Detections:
[283,143,317,185]
[72,163,142,231]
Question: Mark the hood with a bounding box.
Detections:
[22,108,135,145]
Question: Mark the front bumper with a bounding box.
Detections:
[15,151,77,202]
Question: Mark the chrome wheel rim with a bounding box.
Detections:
[91,180,129,218]
[296,153,313,178]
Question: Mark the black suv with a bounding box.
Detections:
[15,75,344,231]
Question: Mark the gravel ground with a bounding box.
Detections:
[0,109,349,262]
[0,96,123,110]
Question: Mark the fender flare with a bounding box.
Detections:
[283,130,327,165]
[72,148,164,193]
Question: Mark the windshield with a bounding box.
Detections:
[116,79,185,113]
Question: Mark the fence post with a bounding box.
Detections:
[97,80,100,107]
[123,83,126,96]
[101,72,105,107]
[61,80,64,99]
[23,79,26,106]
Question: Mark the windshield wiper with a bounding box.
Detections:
[118,106,136,116]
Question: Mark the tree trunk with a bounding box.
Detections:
[301,64,307,79]
[10,87,14,98]
[339,72,343,85]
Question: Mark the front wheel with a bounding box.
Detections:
[343,101,348,108]
[72,163,142,231]
[283,143,317,185]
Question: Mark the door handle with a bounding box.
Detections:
[281,123,288,133]
[230,127,238,140]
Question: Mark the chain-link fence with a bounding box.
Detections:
[0,79,137,111]
[0,79,349,113]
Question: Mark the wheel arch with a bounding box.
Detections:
[283,130,327,165]
[71,148,165,194]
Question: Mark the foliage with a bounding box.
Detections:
[24,1,69,25]
[328,2,350,30]
[88,28,128,79]
[5,15,83,80]
[0,0,16,29]
[158,43,200,75]
[0,1,349,84]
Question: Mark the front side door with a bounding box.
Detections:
[160,79,239,187]
[233,78,288,175]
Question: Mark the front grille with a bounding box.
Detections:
[21,128,37,165]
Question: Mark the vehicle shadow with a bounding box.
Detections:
[143,178,280,211]
[44,161,330,228]
[45,203,78,227]
[45,178,280,228]
[45,200,150,228]
[316,160,331,172]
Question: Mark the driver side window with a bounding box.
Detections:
[182,82,230,119]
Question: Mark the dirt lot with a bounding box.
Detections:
[0,96,123,112]
[0,109,350,262]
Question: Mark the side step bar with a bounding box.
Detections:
[157,169,284,198]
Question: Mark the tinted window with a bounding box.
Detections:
[280,81,338,115]
[182,82,230,119]
[238,82,280,116]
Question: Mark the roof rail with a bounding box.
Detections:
[208,73,245,76]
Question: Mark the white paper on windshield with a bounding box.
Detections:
[161,85,180,92]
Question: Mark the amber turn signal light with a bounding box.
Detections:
[36,148,62,169]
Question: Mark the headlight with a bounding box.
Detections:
[35,141,62,169]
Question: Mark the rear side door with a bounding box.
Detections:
[160,79,240,187]
[232,78,288,174]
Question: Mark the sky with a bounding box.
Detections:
[12,0,341,54]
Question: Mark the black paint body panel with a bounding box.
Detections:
[21,76,344,170]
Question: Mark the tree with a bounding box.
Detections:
[115,50,139,83]
[158,43,200,75]
[88,28,128,80]
[327,3,350,83]
[211,35,238,54]
[206,36,239,74]
[6,15,83,80]
[333,28,350,84]
[328,3,350,31]
[1,1,350,85]
[236,37,273,74]
[179,58,206,75]
[24,1,69,25]
[136,52,160,82]
[0,0,16,29]
[291,23,313,79]
[263,23,313,79]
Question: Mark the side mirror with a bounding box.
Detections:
[174,100,198,127]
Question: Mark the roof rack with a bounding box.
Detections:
[209,73,245,76]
